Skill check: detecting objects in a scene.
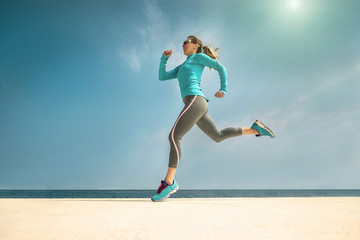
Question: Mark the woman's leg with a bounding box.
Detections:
[164,95,208,184]
[196,113,258,142]
[242,127,259,135]
[164,167,176,185]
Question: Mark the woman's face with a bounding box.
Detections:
[182,39,199,56]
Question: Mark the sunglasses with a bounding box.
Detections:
[183,39,196,45]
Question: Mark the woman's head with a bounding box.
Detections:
[182,37,200,57]
[183,35,219,60]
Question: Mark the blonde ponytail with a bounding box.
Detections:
[187,35,220,70]
[201,45,219,60]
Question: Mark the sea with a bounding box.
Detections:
[0,189,360,199]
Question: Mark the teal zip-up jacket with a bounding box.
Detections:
[159,53,227,101]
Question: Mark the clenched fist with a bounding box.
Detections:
[214,91,225,98]
[163,50,172,58]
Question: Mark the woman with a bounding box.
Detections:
[151,35,274,202]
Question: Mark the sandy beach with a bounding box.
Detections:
[1,197,359,240]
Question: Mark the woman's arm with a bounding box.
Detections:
[197,53,227,95]
[159,50,178,81]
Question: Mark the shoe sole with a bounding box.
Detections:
[254,120,275,138]
[151,185,179,202]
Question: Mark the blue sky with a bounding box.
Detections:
[1,0,359,189]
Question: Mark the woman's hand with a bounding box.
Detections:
[214,91,225,98]
[163,49,172,58]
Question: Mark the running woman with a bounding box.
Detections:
[151,35,274,202]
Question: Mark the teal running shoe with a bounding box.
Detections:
[251,120,275,138]
[151,180,179,202]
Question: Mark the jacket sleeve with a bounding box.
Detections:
[197,53,228,94]
[159,54,178,81]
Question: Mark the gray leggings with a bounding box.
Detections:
[168,95,243,168]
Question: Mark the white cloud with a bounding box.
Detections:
[120,48,141,72]
[142,0,168,42]
[263,63,360,131]
[119,0,226,73]
[119,0,173,73]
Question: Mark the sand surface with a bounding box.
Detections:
[1,197,359,240]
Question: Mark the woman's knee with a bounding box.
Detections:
[209,130,224,143]
[211,136,223,143]
[168,131,182,143]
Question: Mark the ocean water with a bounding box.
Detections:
[0,189,359,198]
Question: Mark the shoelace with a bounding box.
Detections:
[157,182,168,194]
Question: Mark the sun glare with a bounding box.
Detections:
[289,0,300,10]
